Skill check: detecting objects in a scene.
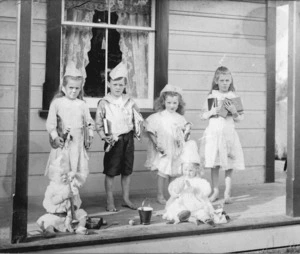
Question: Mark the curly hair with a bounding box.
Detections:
[52,75,84,102]
[154,91,186,115]
[209,66,235,94]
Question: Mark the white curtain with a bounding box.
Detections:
[117,12,149,98]
[62,8,94,83]
[63,0,151,98]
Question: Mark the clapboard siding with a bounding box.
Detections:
[0,40,16,63]
[0,86,15,108]
[0,132,14,154]
[168,72,266,92]
[32,43,46,64]
[0,154,13,176]
[0,86,45,109]
[0,1,17,17]
[0,18,17,40]
[169,52,266,73]
[0,63,16,85]
[0,18,46,42]
[0,109,14,131]
[32,65,46,87]
[169,0,266,19]
[170,33,265,55]
[169,15,266,38]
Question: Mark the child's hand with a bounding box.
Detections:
[67,172,76,182]
[155,144,165,155]
[85,136,93,150]
[210,106,220,116]
[62,190,73,200]
[98,100,106,118]
[103,135,114,144]
[54,136,65,148]
[224,100,237,114]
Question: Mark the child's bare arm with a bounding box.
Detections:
[148,132,164,154]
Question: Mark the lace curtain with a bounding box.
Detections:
[62,9,93,82]
[63,0,151,99]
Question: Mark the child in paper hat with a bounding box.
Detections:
[96,62,141,212]
[144,84,191,204]
[163,140,228,225]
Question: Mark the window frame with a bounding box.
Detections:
[40,0,169,118]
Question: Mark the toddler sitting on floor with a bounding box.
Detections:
[163,140,228,225]
[37,154,89,237]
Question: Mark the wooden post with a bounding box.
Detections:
[265,0,276,183]
[286,1,300,217]
[154,0,169,99]
[10,0,32,243]
[42,0,62,110]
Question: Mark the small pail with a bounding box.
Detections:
[138,207,153,225]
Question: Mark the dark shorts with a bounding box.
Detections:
[103,131,134,177]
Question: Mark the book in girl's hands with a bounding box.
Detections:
[219,97,244,118]
[207,98,218,110]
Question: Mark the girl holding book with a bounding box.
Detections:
[199,66,245,204]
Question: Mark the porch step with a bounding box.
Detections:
[2,215,300,253]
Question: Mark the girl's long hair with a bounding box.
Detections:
[209,66,235,94]
[52,75,84,102]
[154,91,186,115]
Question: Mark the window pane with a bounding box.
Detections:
[84,28,107,98]
[64,0,152,27]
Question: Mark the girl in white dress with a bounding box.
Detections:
[144,84,191,204]
[45,69,94,186]
[200,66,245,204]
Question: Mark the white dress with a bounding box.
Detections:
[46,97,94,185]
[199,90,245,171]
[144,110,187,177]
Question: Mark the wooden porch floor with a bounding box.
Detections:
[1,161,299,253]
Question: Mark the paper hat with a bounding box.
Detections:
[181,140,200,164]
[109,62,128,80]
[160,84,183,96]
[64,61,83,77]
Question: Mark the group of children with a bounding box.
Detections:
[37,64,245,236]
